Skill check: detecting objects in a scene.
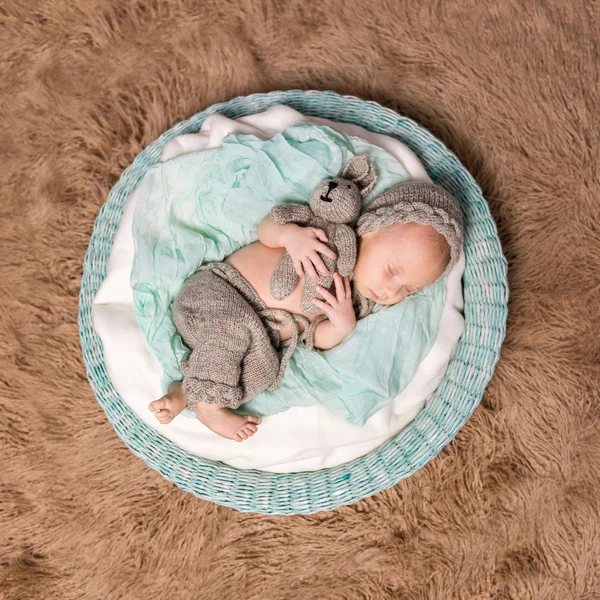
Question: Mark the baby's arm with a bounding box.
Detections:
[257,215,337,280]
[257,204,312,248]
[257,215,298,249]
[311,319,352,350]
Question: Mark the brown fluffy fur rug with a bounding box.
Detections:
[1,1,599,598]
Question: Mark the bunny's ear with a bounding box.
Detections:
[342,154,378,198]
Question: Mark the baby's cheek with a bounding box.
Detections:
[389,290,409,304]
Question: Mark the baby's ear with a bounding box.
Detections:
[342,154,378,198]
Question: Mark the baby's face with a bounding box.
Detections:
[353,222,449,305]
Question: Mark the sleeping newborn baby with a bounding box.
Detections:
[148,172,463,443]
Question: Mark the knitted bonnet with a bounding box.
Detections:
[355,181,464,283]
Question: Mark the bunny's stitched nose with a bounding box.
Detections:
[320,181,338,202]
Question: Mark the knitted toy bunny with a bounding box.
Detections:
[269,154,378,314]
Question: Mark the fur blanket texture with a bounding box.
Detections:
[1,0,599,598]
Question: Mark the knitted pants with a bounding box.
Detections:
[171,262,327,412]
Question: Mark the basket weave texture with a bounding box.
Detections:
[79,90,509,515]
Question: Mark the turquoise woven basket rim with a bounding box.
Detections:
[78,89,509,515]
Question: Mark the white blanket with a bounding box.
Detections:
[92,104,465,473]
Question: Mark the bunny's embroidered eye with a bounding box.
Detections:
[347,184,352,189]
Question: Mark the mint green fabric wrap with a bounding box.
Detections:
[131,123,446,426]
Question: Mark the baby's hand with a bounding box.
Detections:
[312,272,356,337]
[285,225,337,281]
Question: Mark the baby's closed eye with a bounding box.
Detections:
[386,263,420,296]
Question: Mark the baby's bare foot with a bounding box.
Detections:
[148,382,186,425]
[195,403,262,442]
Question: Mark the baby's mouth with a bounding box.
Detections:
[369,288,383,300]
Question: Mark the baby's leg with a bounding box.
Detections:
[157,266,271,441]
[179,331,265,442]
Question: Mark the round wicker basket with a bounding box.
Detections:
[79,90,508,515]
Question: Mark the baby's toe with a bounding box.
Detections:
[156,409,173,423]
[246,415,262,425]
[148,397,168,412]
[235,426,255,440]
[243,423,258,434]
